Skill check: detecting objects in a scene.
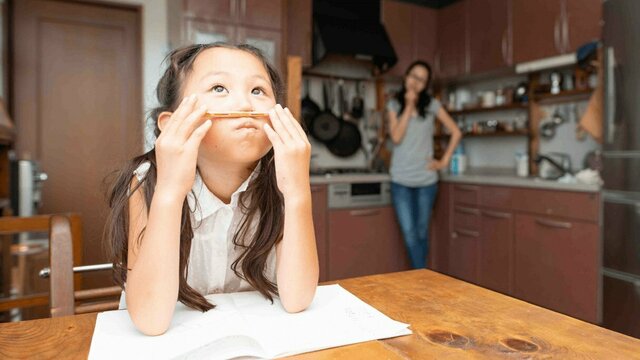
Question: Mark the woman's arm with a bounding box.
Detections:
[429,107,462,170]
[388,94,417,144]
[263,105,319,313]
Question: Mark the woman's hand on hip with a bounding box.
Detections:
[154,94,212,199]
[428,158,448,171]
[263,104,311,201]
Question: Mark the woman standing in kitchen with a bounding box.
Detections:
[386,60,462,269]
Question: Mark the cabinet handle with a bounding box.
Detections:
[455,206,480,215]
[501,29,508,65]
[453,228,480,238]
[349,209,380,217]
[562,12,570,52]
[553,15,562,53]
[482,210,512,219]
[455,185,479,192]
[535,218,572,229]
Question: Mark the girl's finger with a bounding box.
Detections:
[283,107,308,140]
[185,119,212,149]
[165,94,197,133]
[263,123,283,148]
[269,106,294,142]
[177,104,208,140]
[174,94,200,133]
[274,104,301,142]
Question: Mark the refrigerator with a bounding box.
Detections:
[601,0,640,338]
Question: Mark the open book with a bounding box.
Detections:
[88,285,411,359]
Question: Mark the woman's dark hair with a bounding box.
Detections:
[394,60,433,118]
[104,43,285,312]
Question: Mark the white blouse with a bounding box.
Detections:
[119,162,277,309]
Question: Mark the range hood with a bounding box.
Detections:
[309,0,397,78]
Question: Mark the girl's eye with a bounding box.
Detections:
[211,85,227,93]
[251,87,265,95]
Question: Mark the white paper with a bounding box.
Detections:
[88,285,411,360]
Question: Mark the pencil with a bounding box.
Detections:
[204,111,269,119]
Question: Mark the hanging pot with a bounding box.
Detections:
[327,81,362,157]
[310,81,341,142]
[300,79,320,133]
[351,81,364,119]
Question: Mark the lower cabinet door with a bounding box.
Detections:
[514,214,599,323]
[479,209,514,295]
[328,207,409,280]
[448,228,480,284]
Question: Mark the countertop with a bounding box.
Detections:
[2,270,639,359]
[310,168,601,192]
[440,167,601,193]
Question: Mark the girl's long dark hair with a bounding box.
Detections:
[394,60,433,118]
[104,43,285,312]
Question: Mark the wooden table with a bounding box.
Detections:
[1,269,639,359]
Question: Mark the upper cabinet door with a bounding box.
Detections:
[412,5,438,68]
[286,0,312,67]
[437,0,468,79]
[564,0,602,53]
[239,0,283,30]
[236,26,282,71]
[185,18,236,45]
[382,0,415,78]
[513,0,563,63]
[469,0,511,73]
[184,0,238,23]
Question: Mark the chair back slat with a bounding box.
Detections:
[48,215,75,317]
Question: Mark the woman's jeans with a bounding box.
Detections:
[391,182,438,269]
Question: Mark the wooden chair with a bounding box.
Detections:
[0,214,120,319]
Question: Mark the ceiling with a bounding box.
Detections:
[396,0,460,9]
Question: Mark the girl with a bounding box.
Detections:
[386,60,461,269]
[105,43,318,336]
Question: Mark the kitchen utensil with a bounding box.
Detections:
[540,107,565,139]
[300,79,320,132]
[327,81,362,157]
[550,71,562,94]
[537,152,571,179]
[514,82,528,103]
[351,81,364,119]
[311,81,341,142]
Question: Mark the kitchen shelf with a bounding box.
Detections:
[533,89,593,104]
[449,103,528,116]
[435,130,530,139]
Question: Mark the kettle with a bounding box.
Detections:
[536,152,571,180]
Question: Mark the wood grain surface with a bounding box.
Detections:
[1,270,639,359]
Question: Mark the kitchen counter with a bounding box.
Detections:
[439,167,601,193]
[310,173,391,185]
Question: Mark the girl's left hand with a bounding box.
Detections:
[428,158,449,171]
[263,104,311,200]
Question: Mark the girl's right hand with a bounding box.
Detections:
[154,94,212,199]
[404,90,417,107]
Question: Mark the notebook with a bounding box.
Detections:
[88,284,411,359]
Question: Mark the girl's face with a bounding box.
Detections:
[181,47,276,165]
[404,65,429,94]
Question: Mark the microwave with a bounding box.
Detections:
[327,182,391,209]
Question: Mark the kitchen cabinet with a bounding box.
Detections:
[513,0,602,63]
[328,206,409,280]
[170,0,284,70]
[311,185,328,282]
[514,213,599,323]
[436,0,468,79]
[382,0,438,78]
[468,0,511,73]
[286,0,312,67]
[184,0,282,30]
[435,181,601,322]
[430,182,451,272]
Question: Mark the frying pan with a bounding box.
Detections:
[310,82,341,142]
[327,81,362,157]
[300,79,320,133]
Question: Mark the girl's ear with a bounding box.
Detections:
[157,111,173,132]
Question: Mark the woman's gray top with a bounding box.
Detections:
[386,97,442,187]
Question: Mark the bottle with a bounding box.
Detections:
[516,152,529,177]
[450,145,466,175]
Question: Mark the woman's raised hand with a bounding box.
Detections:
[263,104,311,200]
[154,94,212,199]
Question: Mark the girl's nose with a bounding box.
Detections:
[233,93,253,111]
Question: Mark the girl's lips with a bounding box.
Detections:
[235,119,260,130]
